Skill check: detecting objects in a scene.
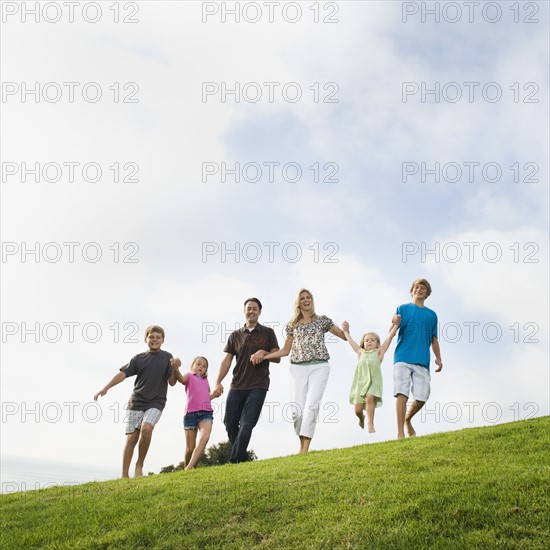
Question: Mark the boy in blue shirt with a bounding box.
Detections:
[393,279,443,439]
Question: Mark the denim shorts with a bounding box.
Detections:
[184,410,214,430]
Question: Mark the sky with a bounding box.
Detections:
[1,1,549,492]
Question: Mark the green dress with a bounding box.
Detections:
[349,349,383,408]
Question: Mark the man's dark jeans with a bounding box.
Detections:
[224,388,267,463]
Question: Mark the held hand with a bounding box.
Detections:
[250,350,266,365]
[342,321,350,333]
[94,389,107,401]
[214,384,224,396]
[435,358,443,372]
[170,357,182,368]
[392,314,402,326]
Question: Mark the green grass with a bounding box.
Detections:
[1,417,549,549]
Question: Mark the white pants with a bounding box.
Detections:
[289,361,330,439]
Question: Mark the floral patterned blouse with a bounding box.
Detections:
[285,315,334,363]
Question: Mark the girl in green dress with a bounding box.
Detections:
[342,320,399,433]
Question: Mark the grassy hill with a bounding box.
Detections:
[1,417,548,549]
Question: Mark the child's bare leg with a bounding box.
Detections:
[396,394,408,439]
[185,421,212,470]
[122,431,140,478]
[299,436,312,454]
[405,400,425,437]
[354,403,365,429]
[184,429,198,467]
[365,395,375,433]
[135,422,154,477]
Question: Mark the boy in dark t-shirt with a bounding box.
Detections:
[94,325,181,477]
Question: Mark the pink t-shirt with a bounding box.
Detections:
[185,373,213,414]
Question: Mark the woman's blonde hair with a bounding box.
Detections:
[288,288,317,327]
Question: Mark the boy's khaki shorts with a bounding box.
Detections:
[393,362,431,402]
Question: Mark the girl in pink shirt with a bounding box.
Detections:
[174,356,222,470]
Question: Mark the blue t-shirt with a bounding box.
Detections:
[394,303,438,369]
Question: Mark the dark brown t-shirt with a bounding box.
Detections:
[224,323,279,390]
[120,349,173,411]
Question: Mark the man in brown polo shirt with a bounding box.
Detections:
[214,298,280,463]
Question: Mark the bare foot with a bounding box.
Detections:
[134,464,144,477]
[397,433,405,440]
[405,419,416,437]
[368,423,375,433]
[358,412,365,429]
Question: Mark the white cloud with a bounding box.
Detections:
[425,227,548,325]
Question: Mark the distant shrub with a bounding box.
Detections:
[159,441,257,473]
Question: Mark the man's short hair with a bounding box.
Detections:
[243,297,262,310]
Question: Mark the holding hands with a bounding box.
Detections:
[170,357,182,369]
[211,385,224,398]
[250,350,267,365]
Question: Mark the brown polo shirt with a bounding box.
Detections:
[224,323,279,390]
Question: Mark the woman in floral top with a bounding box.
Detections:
[253,289,346,453]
